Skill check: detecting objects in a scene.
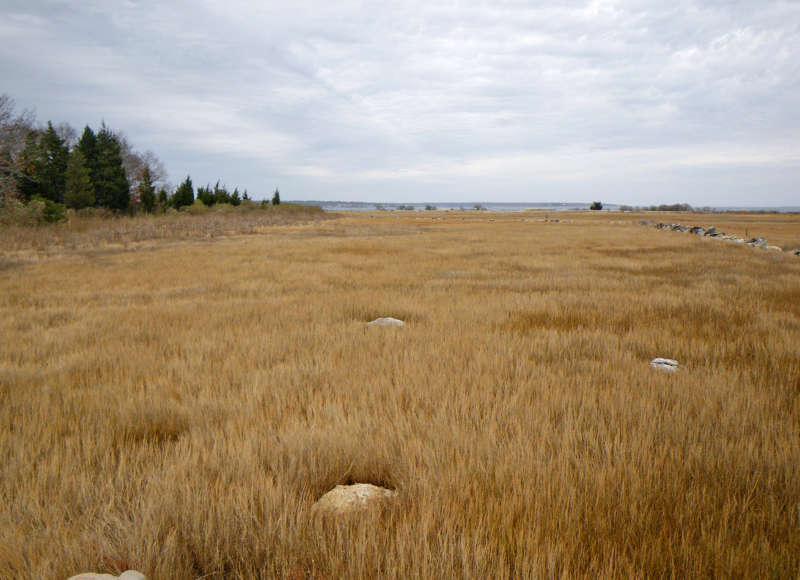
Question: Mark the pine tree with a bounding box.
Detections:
[0,93,36,201]
[137,165,156,213]
[213,180,230,204]
[196,184,211,206]
[272,188,280,205]
[94,124,130,210]
[76,126,98,190]
[16,130,44,201]
[230,187,241,206]
[173,175,194,209]
[157,187,169,210]
[63,149,95,209]
[38,122,68,203]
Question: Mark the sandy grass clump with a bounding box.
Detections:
[1,210,799,578]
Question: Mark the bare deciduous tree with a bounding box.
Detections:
[0,94,37,200]
[55,122,77,149]
[117,131,169,193]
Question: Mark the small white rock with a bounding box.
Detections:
[68,571,146,580]
[650,358,679,372]
[366,317,404,327]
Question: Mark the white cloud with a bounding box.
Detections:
[1,0,799,204]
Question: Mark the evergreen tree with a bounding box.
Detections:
[76,126,98,188]
[0,147,13,199]
[0,93,36,201]
[242,190,250,201]
[230,187,241,206]
[94,124,130,210]
[173,175,194,209]
[196,184,213,206]
[63,149,95,209]
[272,188,280,205]
[137,165,156,213]
[38,122,68,203]
[157,187,169,210]
[213,180,230,204]
[16,130,44,201]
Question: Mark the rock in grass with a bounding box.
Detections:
[68,571,146,580]
[765,245,782,252]
[650,358,679,372]
[366,317,404,328]
[312,483,397,516]
[792,249,800,256]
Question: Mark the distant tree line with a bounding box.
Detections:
[0,93,282,222]
[618,203,694,212]
[171,177,279,211]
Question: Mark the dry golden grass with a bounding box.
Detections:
[0,203,328,268]
[1,210,799,579]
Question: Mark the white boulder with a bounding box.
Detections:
[312,483,397,515]
[650,358,679,372]
[68,571,146,580]
[366,317,404,328]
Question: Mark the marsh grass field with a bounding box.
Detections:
[1,209,799,579]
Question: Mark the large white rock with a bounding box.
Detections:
[650,358,679,372]
[366,317,404,328]
[68,571,146,580]
[312,483,397,516]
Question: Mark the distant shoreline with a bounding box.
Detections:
[288,200,800,213]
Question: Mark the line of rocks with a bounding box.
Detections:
[647,221,800,255]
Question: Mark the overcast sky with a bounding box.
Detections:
[2,0,799,205]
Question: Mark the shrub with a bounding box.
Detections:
[183,200,208,214]
[0,197,40,225]
[43,202,67,222]
[33,196,66,222]
[0,196,66,224]
[590,201,603,210]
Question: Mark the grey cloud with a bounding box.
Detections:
[1,0,798,204]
